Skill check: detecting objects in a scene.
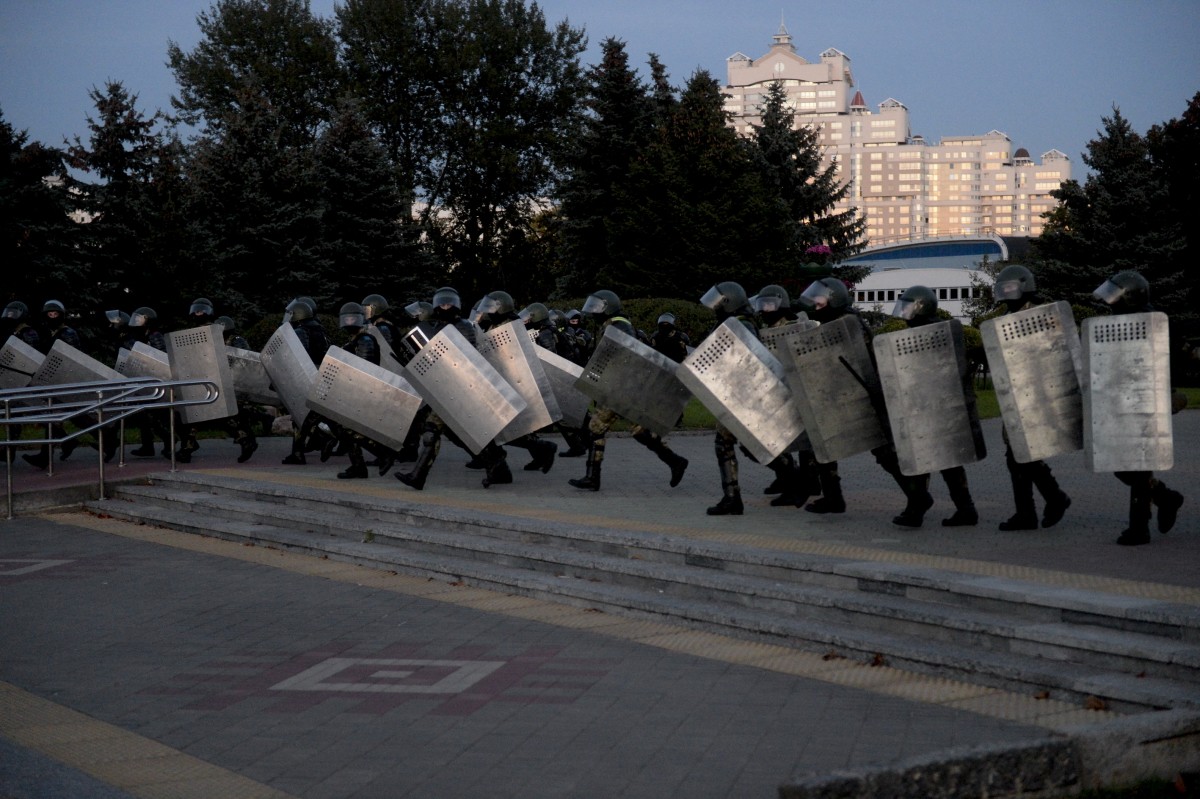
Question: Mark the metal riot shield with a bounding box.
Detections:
[776,315,887,463]
[981,301,1083,463]
[260,323,318,426]
[1081,312,1173,472]
[758,318,819,360]
[403,324,525,454]
[873,320,986,475]
[678,318,805,464]
[0,335,44,391]
[227,346,280,407]
[364,324,409,379]
[115,342,171,381]
[574,324,691,437]
[307,347,423,452]
[165,324,239,424]
[477,320,561,444]
[32,339,123,386]
[533,346,590,429]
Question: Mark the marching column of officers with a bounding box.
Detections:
[3,265,1185,547]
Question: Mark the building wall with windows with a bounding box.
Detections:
[725,25,1071,246]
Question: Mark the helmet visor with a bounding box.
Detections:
[431,288,460,309]
[580,295,608,316]
[893,298,919,320]
[798,281,832,311]
[339,311,365,329]
[1093,279,1125,306]
[129,311,150,327]
[752,295,783,314]
[993,279,1025,302]
[698,286,724,311]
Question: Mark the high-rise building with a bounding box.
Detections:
[724,24,1071,247]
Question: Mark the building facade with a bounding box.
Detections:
[724,25,1071,247]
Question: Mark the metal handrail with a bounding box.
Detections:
[2,377,221,520]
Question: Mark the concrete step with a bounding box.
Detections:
[90,475,1200,711]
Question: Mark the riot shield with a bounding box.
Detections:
[775,315,887,463]
[32,339,123,386]
[115,342,171,382]
[260,323,318,426]
[574,325,691,437]
[533,346,590,429]
[678,318,805,464]
[165,324,239,424]
[403,323,525,454]
[758,318,819,359]
[0,336,44,391]
[307,347,423,452]
[477,320,561,444]
[981,301,1082,463]
[1081,311,1173,472]
[873,320,986,475]
[364,324,409,379]
[227,346,280,407]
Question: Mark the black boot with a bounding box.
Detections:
[1152,480,1184,534]
[999,450,1039,530]
[941,466,978,527]
[892,477,934,528]
[707,441,743,516]
[805,464,845,514]
[396,425,441,491]
[1029,461,1070,527]
[22,447,49,470]
[236,432,258,464]
[766,454,808,507]
[568,440,604,490]
[635,430,687,487]
[481,445,513,488]
[337,441,369,479]
[523,439,557,473]
[1117,483,1153,546]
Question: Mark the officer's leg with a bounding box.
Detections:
[633,427,688,487]
[1028,459,1070,527]
[337,433,369,480]
[396,414,444,490]
[1151,477,1184,533]
[805,462,845,514]
[1000,441,1039,531]
[940,466,978,527]
[874,445,933,527]
[707,426,743,515]
[568,408,613,490]
[1116,471,1153,546]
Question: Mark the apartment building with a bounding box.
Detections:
[724,24,1071,246]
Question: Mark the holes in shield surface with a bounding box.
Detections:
[693,332,734,374]
[792,326,846,357]
[893,326,949,357]
[315,364,339,399]
[1092,319,1149,343]
[1000,309,1060,341]
[175,331,210,347]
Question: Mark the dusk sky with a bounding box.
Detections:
[2,0,1197,173]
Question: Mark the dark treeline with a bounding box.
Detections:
[1,0,863,347]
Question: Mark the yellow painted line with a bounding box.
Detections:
[46,511,1120,732]
[192,468,1200,604]
[0,681,294,799]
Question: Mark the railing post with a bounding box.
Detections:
[96,391,106,501]
[168,386,178,472]
[45,396,54,477]
[5,400,12,521]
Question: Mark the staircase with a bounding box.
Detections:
[88,472,1200,714]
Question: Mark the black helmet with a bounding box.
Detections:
[581,290,621,319]
[129,307,157,328]
[3,301,29,321]
[893,285,938,324]
[700,282,750,318]
[432,286,461,311]
[993,265,1036,302]
[751,284,790,318]
[297,296,317,313]
[105,309,129,329]
[656,312,677,328]
[476,290,516,325]
[189,297,215,319]
[362,293,389,319]
[797,278,850,320]
[285,298,313,323]
[339,301,366,330]
[42,299,66,318]
[1094,270,1150,311]
[549,309,567,329]
[565,309,583,324]
[404,300,435,322]
[520,302,549,326]
[216,315,236,332]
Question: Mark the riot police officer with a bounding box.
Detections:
[650,312,690,364]
[282,297,334,465]
[990,265,1072,530]
[567,290,688,492]
[2,301,40,350]
[521,301,590,458]
[565,309,593,366]
[332,301,398,479]
[1092,270,1185,545]
[795,277,933,521]
[891,285,979,527]
[39,300,81,352]
[395,287,513,490]
[126,307,172,458]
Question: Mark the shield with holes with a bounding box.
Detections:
[116,341,171,382]
[261,323,319,426]
[981,301,1082,463]
[677,318,805,464]
[0,335,44,391]
[165,324,239,424]
[306,347,423,452]
[574,325,691,437]
[226,346,279,407]
[873,319,986,475]
[476,320,561,444]
[1081,311,1172,472]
